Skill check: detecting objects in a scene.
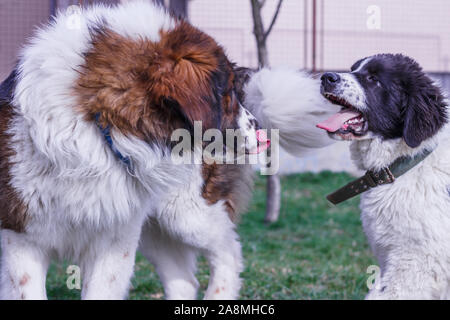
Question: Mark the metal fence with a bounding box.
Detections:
[0,0,122,80]
[189,0,450,73]
[2,0,450,78]
[0,0,50,80]
[431,73,450,98]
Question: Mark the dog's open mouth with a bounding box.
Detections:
[316,93,368,140]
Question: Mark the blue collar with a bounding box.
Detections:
[94,113,132,169]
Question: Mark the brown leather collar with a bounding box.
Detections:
[327,149,433,205]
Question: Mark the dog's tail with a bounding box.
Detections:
[242,67,339,157]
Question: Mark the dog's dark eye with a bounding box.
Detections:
[367,75,379,83]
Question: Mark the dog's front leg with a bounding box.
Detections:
[80,219,143,300]
[139,219,200,300]
[155,201,243,300]
[365,254,447,300]
[202,232,243,300]
[0,230,50,300]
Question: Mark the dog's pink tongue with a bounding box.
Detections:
[254,129,270,154]
[316,110,361,132]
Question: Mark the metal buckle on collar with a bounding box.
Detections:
[368,168,395,186]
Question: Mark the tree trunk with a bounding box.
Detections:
[250,0,269,68]
[264,143,281,224]
[170,0,188,19]
[256,41,269,68]
[250,0,284,224]
[265,174,281,224]
[56,0,75,9]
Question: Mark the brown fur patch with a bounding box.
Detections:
[75,21,236,144]
[201,164,250,222]
[0,100,29,232]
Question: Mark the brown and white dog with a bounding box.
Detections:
[0,1,335,299]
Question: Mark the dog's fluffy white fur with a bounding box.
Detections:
[245,67,338,156]
[0,1,334,300]
[320,54,450,299]
[353,128,450,299]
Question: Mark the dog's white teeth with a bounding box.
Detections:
[352,117,365,124]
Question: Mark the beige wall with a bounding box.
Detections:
[3,0,449,81]
[0,0,120,81]
[190,0,450,72]
[0,0,51,80]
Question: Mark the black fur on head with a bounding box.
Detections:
[396,55,448,147]
[356,54,447,147]
[320,54,448,148]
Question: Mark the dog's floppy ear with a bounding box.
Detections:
[160,97,195,133]
[145,21,229,132]
[402,79,447,148]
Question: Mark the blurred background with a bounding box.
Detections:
[1,0,449,300]
[1,0,449,175]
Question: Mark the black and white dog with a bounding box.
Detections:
[317,53,450,299]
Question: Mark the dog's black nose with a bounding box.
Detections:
[321,72,340,85]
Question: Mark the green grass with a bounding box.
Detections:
[45,171,375,300]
